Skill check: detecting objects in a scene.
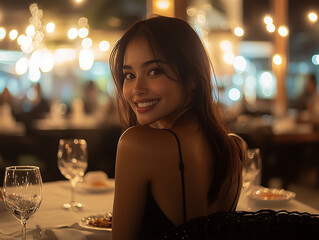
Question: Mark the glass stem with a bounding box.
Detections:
[70,180,77,204]
[21,219,26,240]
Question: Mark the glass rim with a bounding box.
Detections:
[6,166,40,170]
[59,138,87,143]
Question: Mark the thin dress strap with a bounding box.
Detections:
[163,129,187,223]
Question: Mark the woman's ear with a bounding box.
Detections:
[188,79,198,92]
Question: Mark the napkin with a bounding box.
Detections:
[33,226,87,240]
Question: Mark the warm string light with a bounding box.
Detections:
[308,12,318,23]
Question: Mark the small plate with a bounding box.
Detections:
[78,214,112,231]
[248,187,296,203]
[78,180,114,193]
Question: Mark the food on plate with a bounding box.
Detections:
[88,215,112,228]
[249,187,296,202]
[254,191,286,200]
[90,180,108,187]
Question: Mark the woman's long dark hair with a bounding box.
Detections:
[109,15,241,204]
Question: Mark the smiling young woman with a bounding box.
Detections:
[109,15,247,240]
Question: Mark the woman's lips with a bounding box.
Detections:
[135,100,159,113]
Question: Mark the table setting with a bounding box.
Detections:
[1,144,319,240]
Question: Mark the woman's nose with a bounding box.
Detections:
[133,76,148,95]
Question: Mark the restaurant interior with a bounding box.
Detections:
[1,0,319,213]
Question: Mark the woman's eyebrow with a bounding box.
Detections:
[141,59,167,67]
[122,59,167,70]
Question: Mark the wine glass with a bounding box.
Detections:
[3,166,43,240]
[57,138,88,209]
[242,148,262,193]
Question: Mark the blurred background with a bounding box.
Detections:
[1,0,319,207]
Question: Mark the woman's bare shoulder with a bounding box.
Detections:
[120,126,172,142]
[118,126,177,159]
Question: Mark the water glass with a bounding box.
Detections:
[242,148,262,192]
[57,138,88,209]
[3,166,43,240]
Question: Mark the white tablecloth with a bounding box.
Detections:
[0,180,318,240]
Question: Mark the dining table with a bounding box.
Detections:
[0,178,318,240]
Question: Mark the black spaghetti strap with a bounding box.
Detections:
[163,129,187,223]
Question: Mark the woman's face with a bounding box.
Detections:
[122,37,185,128]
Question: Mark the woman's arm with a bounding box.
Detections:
[112,127,153,240]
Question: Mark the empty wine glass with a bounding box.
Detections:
[3,166,43,240]
[57,138,88,209]
[242,148,262,193]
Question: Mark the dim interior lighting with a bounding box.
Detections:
[266,23,275,33]
[78,28,89,38]
[68,28,78,40]
[308,12,318,23]
[312,54,319,65]
[278,25,289,37]
[233,56,247,73]
[46,22,55,33]
[263,15,273,25]
[82,37,92,48]
[228,88,241,101]
[99,40,110,52]
[9,30,18,40]
[75,0,83,3]
[0,27,6,40]
[15,57,29,75]
[26,25,35,37]
[155,0,171,10]
[273,54,282,65]
[234,27,244,37]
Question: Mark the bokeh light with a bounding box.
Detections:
[99,41,110,52]
[9,30,18,40]
[233,56,247,73]
[308,12,318,23]
[278,25,289,37]
[263,15,273,25]
[46,22,55,33]
[155,0,171,10]
[68,28,78,39]
[0,27,6,40]
[234,27,244,37]
[273,54,282,65]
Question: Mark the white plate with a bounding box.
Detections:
[248,187,296,203]
[78,180,114,193]
[78,214,112,231]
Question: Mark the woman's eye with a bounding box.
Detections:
[123,73,135,80]
[149,68,163,76]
